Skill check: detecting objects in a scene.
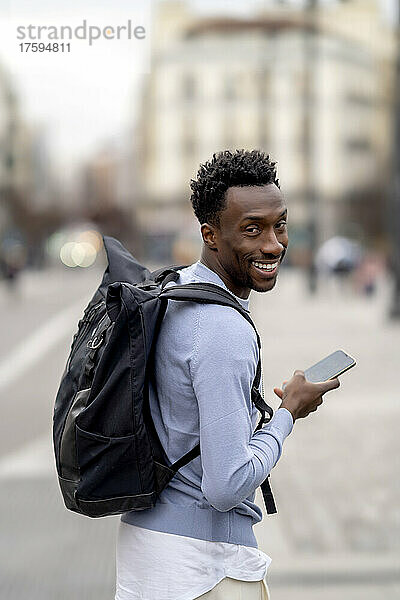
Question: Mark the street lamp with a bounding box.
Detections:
[303,0,318,293]
[389,10,400,318]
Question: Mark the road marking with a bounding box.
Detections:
[0,433,55,479]
[0,297,88,392]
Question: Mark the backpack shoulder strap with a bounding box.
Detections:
[161,282,277,514]
[160,282,253,326]
[160,282,272,420]
[151,265,188,288]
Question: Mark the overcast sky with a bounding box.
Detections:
[0,0,151,182]
[0,0,397,182]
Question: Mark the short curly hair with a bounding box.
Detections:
[190,149,280,226]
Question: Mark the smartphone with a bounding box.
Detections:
[303,350,356,383]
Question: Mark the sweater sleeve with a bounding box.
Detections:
[189,304,293,513]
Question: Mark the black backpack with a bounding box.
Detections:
[53,236,276,518]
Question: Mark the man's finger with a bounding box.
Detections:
[317,377,340,393]
[294,370,305,378]
[273,387,284,399]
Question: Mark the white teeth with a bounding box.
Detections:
[252,261,278,271]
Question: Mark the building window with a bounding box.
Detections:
[345,138,372,153]
[183,73,196,102]
[224,76,236,102]
[182,115,196,156]
[345,92,373,107]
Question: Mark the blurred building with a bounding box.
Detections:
[0,63,19,236]
[135,0,396,263]
[80,141,139,250]
[0,65,49,204]
[0,60,63,267]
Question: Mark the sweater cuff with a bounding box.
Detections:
[268,407,294,438]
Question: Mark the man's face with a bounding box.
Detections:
[209,184,288,298]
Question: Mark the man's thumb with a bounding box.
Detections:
[273,387,284,400]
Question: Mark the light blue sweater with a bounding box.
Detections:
[122,261,293,548]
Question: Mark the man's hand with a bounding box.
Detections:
[273,370,340,422]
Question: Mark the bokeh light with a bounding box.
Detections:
[56,229,102,268]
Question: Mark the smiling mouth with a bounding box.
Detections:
[251,259,280,276]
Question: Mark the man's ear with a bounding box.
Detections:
[201,223,218,251]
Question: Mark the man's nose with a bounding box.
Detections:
[260,230,284,257]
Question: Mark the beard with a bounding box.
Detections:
[225,261,279,295]
[250,275,278,293]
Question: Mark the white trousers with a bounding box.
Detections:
[196,576,270,599]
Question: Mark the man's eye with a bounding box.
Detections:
[245,226,260,234]
[275,221,287,230]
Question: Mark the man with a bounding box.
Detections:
[115,150,339,600]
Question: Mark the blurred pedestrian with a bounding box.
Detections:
[115,150,340,600]
[354,252,385,297]
[0,238,27,293]
[315,236,363,296]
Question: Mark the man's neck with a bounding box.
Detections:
[199,249,250,300]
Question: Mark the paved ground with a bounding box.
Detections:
[252,271,400,597]
[0,264,399,599]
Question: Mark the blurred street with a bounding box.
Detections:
[0,265,399,599]
[0,0,399,598]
